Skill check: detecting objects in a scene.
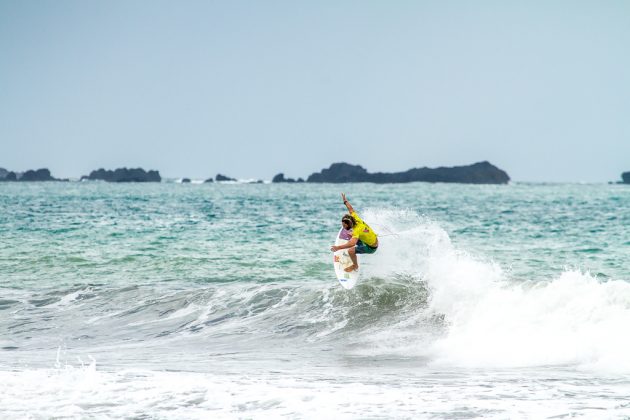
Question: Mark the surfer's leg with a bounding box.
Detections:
[344,246,359,272]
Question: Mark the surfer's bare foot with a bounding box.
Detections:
[344,265,358,272]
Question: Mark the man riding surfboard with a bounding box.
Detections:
[330,193,379,272]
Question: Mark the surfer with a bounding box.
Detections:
[330,193,378,272]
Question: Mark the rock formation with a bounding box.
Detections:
[20,168,58,181]
[306,161,510,184]
[0,167,62,181]
[0,168,15,181]
[215,174,236,182]
[272,173,305,183]
[81,168,161,182]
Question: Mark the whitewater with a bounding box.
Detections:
[1,182,629,418]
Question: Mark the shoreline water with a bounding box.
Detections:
[2,182,629,417]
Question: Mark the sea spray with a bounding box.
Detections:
[358,208,630,373]
[430,269,630,372]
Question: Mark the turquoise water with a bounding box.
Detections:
[3,182,628,286]
[2,182,630,418]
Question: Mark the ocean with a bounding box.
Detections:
[1,181,630,419]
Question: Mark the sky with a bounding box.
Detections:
[1,0,629,182]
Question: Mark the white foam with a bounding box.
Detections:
[430,270,630,372]
[2,364,628,419]
[360,209,630,373]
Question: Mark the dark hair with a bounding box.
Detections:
[341,214,355,227]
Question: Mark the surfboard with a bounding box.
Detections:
[333,228,359,289]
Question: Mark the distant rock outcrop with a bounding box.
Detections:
[20,168,58,181]
[216,174,236,182]
[0,167,62,181]
[272,173,287,182]
[181,178,191,183]
[272,173,295,183]
[306,161,510,184]
[81,168,161,182]
[272,173,305,183]
[307,164,370,183]
[622,172,630,184]
[0,168,16,181]
[204,177,214,183]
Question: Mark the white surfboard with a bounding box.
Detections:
[333,228,359,289]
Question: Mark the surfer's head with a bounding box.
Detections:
[341,214,355,229]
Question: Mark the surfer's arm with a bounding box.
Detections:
[341,193,355,213]
[331,237,358,252]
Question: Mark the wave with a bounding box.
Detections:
[364,209,630,373]
[4,208,630,373]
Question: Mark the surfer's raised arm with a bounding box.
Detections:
[341,193,355,214]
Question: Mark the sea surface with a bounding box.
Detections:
[1,181,630,419]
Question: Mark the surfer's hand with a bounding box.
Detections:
[330,245,338,252]
[341,193,347,202]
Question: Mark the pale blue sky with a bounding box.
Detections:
[1,1,629,181]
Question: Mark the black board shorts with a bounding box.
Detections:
[355,240,378,254]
